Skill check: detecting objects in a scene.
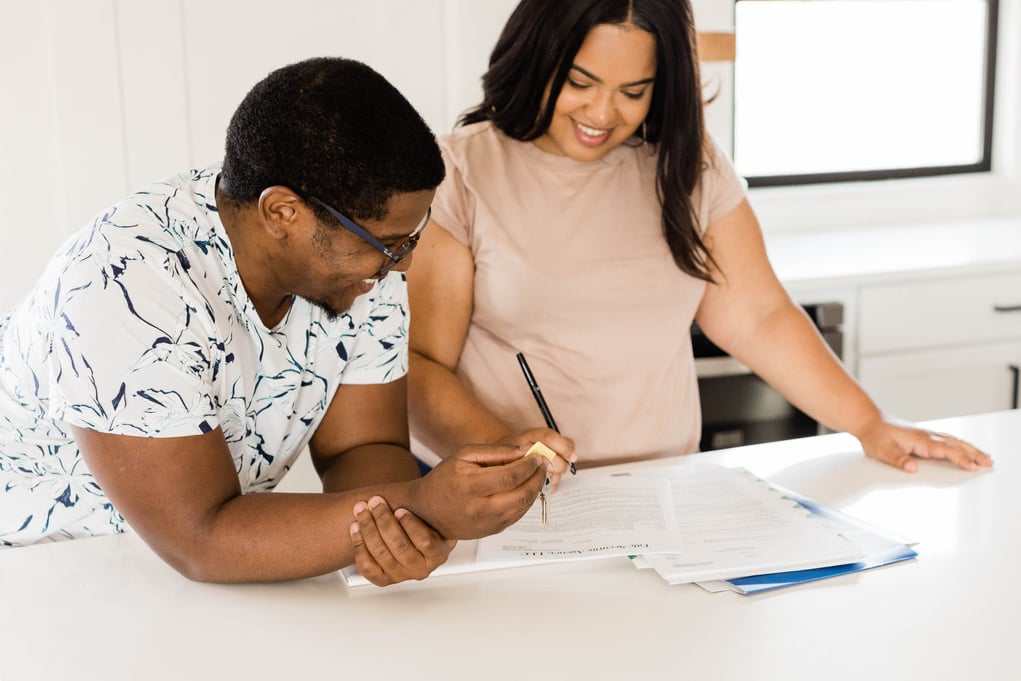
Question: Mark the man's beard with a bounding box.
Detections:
[306,297,341,321]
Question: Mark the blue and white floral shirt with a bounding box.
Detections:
[0,166,408,546]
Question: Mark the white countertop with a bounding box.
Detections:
[2,409,1019,681]
[767,215,1021,288]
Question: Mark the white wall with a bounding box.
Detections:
[0,0,507,312]
[1,0,1019,314]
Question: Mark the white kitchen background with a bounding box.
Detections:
[2,0,1020,423]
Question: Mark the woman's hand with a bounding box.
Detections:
[499,427,577,490]
[854,417,994,473]
[350,496,456,587]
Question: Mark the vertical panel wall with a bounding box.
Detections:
[116,0,191,191]
[1,0,128,311]
[0,0,454,311]
[0,2,64,307]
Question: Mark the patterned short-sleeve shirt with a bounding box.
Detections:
[0,166,409,546]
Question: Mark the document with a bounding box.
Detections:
[696,489,918,594]
[632,463,862,584]
[342,472,681,589]
[342,462,867,591]
[476,473,683,561]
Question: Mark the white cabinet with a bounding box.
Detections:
[770,218,1021,424]
[855,271,1021,421]
[859,342,1019,421]
[857,272,1021,353]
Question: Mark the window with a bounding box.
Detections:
[733,0,998,187]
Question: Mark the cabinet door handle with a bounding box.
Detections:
[993,304,1021,313]
[1011,364,1020,410]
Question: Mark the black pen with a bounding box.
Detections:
[515,352,576,475]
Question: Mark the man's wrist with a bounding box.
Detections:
[392,475,435,529]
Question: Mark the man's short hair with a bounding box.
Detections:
[221,57,444,221]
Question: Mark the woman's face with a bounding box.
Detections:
[534,23,657,162]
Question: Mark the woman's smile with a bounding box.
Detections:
[572,118,613,147]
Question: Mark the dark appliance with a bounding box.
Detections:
[693,302,844,451]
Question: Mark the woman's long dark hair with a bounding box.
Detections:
[461,0,714,281]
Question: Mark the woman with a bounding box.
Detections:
[407,0,991,477]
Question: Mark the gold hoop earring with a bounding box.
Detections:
[642,121,650,151]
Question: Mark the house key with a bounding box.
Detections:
[539,475,552,525]
[525,441,557,525]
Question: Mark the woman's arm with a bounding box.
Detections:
[406,221,573,465]
[695,199,991,472]
[695,200,878,435]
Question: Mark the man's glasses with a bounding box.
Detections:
[309,195,431,277]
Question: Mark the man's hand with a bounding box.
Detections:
[409,444,551,540]
[856,417,993,473]
[349,496,456,587]
[499,427,576,490]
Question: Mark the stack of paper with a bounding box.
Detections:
[626,464,863,584]
[693,487,917,595]
[340,463,915,594]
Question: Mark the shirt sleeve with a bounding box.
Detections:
[700,135,749,230]
[44,240,218,438]
[335,272,410,385]
[429,134,476,247]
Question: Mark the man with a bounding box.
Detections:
[0,57,550,586]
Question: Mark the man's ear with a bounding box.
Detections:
[257,186,305,240]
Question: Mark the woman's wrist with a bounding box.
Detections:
[845,405,888,443]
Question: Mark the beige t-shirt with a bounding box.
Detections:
[414,121,747,467]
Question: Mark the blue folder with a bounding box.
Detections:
[724,491,918,595]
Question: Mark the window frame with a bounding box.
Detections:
[733,0,1000,188]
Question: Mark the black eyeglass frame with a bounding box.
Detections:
[308,195,431,277]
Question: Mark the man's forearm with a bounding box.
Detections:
[165,479,423,584]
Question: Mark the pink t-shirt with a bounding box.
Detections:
[414,121,747,467]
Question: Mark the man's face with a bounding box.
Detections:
[295,189,434,318]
